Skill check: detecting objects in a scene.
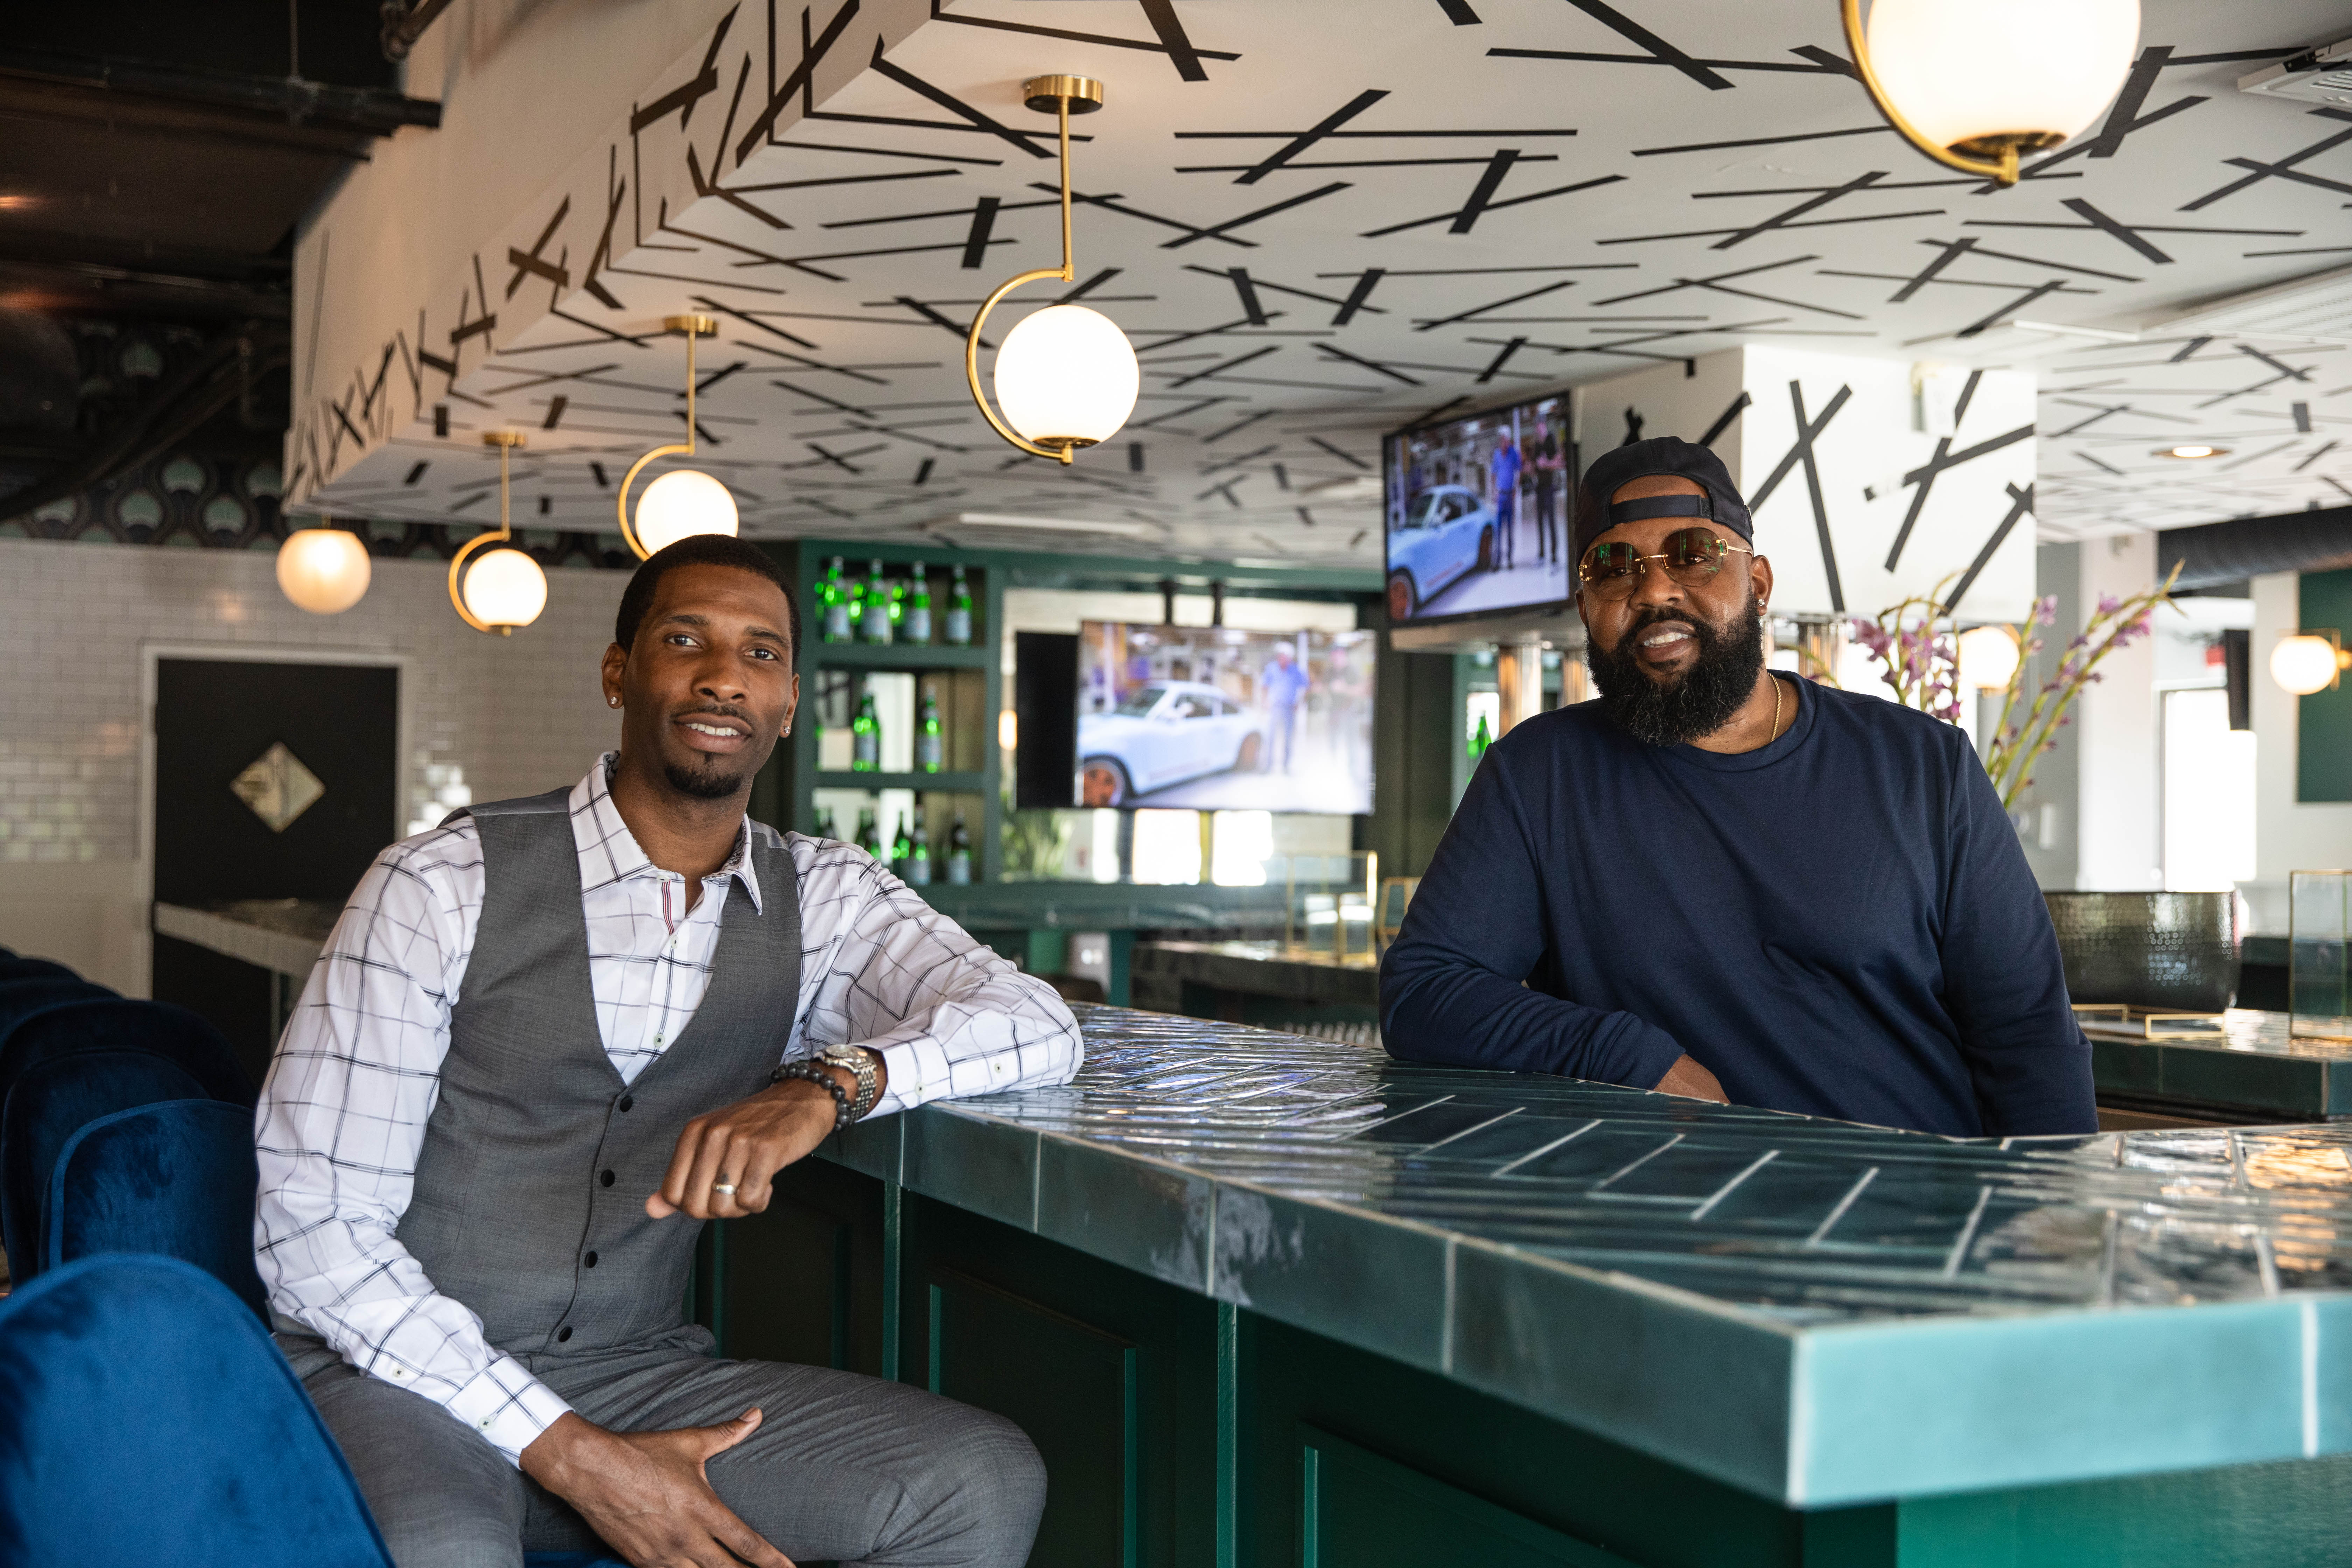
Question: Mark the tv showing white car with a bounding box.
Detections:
[1384,393,1574,624]
[1075,623,1376,815]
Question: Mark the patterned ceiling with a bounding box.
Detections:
[295,0,2352,566]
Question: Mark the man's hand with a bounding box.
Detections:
[519,1408,792,1568]
[645,1079,837,1221]
[1653,1054,1729,1104]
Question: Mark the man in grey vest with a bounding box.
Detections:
[255,535,1080,1568]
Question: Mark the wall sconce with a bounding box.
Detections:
[965,75,1139,464]
[275,524,372,615]
[450,431,547,635]
[2272,629,2352,696]
[1840,0,2139,186]
[618,314,740,557]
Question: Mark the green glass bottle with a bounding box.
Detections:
[852,687,881,772]
[944,564,973,646]
[1469,712,1492,763]
[821,556,850,644]
[916,687,943,774]
[906,817,933,886]
[814,806,836,841]
[862,557,894,644]
[854,807,880,859]
[890,818,914,879]
[946,812,973,886]
[842,564,865,646]
[905,561,933,645]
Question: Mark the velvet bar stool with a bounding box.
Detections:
[0,1049,209,1279]
[0,996,253,1110]
[0,1253,398,1568]
[46,1098,270,1320]
[0,976,113,1036]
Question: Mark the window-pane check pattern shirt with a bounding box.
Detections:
[254,756,1081,1464]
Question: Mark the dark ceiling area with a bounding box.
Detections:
[0,0,442,529]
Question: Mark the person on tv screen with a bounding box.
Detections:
[1531,419,1566,567]
[1489,432,1521,570]
[1378,437,2092,1138]
[1259,643,1310,774]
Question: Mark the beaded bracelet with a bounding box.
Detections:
[771,1060,853,1132]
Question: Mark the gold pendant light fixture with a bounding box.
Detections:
[1840,0,2140,186]
[449,431,548,635]
[617,314,740,559]
[964,75,1140,464]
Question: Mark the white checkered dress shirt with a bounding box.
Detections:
[254,756,1080,1463]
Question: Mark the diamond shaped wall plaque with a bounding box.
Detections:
[230,742,326,833]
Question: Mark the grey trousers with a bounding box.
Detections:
[279,1331,1046,1568]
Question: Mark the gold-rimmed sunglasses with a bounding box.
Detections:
[1577,527,1752,601]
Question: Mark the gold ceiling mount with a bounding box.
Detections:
[615,314,737,559]
[449,430,545,635]
[964,73,1139,464]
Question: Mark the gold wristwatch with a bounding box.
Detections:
[816,1044,880,1122]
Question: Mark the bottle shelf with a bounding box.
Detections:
[806,642,990,670]
[815,771,987,792]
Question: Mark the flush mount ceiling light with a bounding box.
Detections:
[618,314,740,558]
[449,431,547,635]
[2155,444,2227,460]
[2273,629,2352,696]
[275,525,372,615]
[965,75,1139,464]
[1842,0,2140,186]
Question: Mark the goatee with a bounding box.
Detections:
[1590,597,1766,748]
[664,757,749,800]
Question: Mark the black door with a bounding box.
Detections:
[152,658,398,1079]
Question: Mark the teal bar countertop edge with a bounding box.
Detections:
[820,1006,2352,1510]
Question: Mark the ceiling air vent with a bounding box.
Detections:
[2144,263,2352,349]
[918,512,1160,552]
[2239,39,2352,108]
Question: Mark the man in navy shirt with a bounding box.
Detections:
[1379,437,2093,1136]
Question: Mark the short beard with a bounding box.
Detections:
[662,756,751,800]
[1589,595,1766,748]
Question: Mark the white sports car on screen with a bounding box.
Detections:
[1078,680,1266,806]
[1385,483,1496,620]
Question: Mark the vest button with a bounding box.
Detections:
[584,1251,598,1268]
[618,1095,634,1113]
[600,1169,615,1187]
[557,1326,573,1343]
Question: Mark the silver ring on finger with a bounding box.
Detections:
[713,1182,737,1197]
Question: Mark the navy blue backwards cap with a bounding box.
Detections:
[1573,436,1752,560]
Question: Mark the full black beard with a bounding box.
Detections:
[1589,596,1766,748]
[663,756,751,800]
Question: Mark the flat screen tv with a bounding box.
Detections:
[1382,392,1573,625]
[1073,622,1376,814]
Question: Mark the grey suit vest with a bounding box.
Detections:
[397,787,802,1358]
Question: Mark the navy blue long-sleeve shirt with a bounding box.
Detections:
[1379,675,2094,1136]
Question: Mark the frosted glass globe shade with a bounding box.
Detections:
[1866,0,2138,150]
[994,304,1139,448]
[634,469,740,556]
[2271,634,2343,697]
[462,547,547,630]
[275,528,372,615]
[1956,624,2021,692]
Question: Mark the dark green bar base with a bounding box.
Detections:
[704,1162,2352,1568]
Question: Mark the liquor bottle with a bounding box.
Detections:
[916,687,943,774]
[887,572,907,642]
[821,556,851,644]
[944,564,973,646]
[1469,713,1492,763]
[946,812,973,886]
[854,807,880,859]
[862,558,894,643]
[906,818,933,886]
[851,687,881,772]
[814,806,836,841]
[842,564,865,646]
[905,561,933,645]
[890,818,914,878]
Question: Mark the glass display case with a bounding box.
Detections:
[2292,869,2352,1042]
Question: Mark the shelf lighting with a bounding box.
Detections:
[1841,0,2139,186]
[449,432,547,635]
[618,315,739,558]
[2272,630,2352,696]
[965,75,1139,464]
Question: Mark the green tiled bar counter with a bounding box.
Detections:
[706,1006,2352,1568]
[2083,1009,2352,1124]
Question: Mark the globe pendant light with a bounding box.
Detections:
[1841,0,2139,186]
[275,525,372,614]
[2272,630,2352,696]
[618,314,740,557]
[449,431,548,635]
[965,75,1139,464]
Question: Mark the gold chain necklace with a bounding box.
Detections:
[1767,673,1783,746]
